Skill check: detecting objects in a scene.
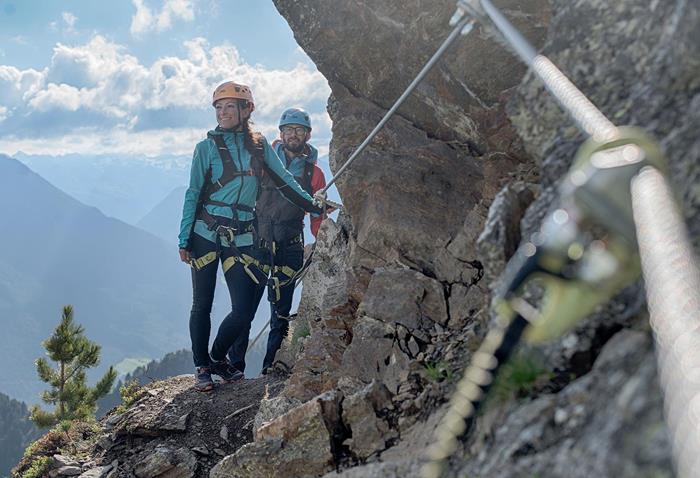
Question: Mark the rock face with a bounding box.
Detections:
[240,0,696,476]
[275,0,550,285]
[509,0,700,252]
[460,330,672,477]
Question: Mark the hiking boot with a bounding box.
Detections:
[210,359,244,383]
[195,367,215,392]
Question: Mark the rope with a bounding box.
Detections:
[457,0,617,141]
[632,167,700,478]
[422,314,529,478]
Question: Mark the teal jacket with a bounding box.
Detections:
[178,128,319,249]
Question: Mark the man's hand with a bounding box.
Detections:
[312,190,327,208]
[179,248,191,264]
[313,190,341,214]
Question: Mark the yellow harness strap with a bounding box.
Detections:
[222,254,270,283]
[189,251,218,271]
[274,265,297,279]
[270,276,281,301]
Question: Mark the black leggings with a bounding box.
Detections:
[228,241,304,371]
[188,234,267,368]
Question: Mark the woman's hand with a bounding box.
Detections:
[179,248,191,264]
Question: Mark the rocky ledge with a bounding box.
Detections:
[14,375,284,478]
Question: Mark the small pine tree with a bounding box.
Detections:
[30,305,117,428]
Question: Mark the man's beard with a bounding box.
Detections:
[284,140,305,154]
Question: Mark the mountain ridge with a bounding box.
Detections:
[0,154,193,404]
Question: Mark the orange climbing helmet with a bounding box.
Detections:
[212,81,255,111]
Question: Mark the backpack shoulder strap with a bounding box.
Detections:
[301,159,314,194]
[207,133,255,195]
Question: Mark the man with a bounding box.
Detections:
[228,107,326,375]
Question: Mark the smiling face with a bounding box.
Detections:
[214,98,251,129]
[279,123,311,153]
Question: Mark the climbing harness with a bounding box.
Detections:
[418,2,700,478]
[245,241,319,354]
[187,132,269,283]
[185,130,264,254]
[189,242,270,280]
[221,254,270,283]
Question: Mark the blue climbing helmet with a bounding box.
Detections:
[279,107,312,131]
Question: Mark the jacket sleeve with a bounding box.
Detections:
[262,139,323,215]
[178,142,209,249]
[309,165,327,237]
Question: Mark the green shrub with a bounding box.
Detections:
[488,349,552,405]
[115,379,145,413]
[30,305,116,428]
[291,323,311,346]
[13,420,102,477]
[13,430,67,478]
[20,455,52,478]
[424,361,454,382]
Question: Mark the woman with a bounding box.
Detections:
[178,81,324,392]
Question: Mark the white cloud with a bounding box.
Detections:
[50,12,79,33]
[0,34,332,157]
[0,127,203,157]
[157,0,195,31]
[309,112,332,132]
[130,0,154,36]
[0,106,8,122]
[19,34,327,122]
[11,36,28,45]
[131,0,195,36]
[62,12,78,31]
[0,65,44,106]
[28,83,82,112]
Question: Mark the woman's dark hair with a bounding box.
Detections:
[241,119,263,157]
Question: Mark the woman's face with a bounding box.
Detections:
[215,99,250,129]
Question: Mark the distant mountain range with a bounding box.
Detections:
[0,392,40,478]
[137,186,186,245]
[15,152,189,224]
[0,154,196,404]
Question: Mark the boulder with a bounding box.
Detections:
[133,446,197,478]
[212,392,343,478]
[340,316,412,393]
[342,381,397,459]
[253,395,303,440]
[358,268,448,328]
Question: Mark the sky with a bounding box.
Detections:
[0,0,333,158]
